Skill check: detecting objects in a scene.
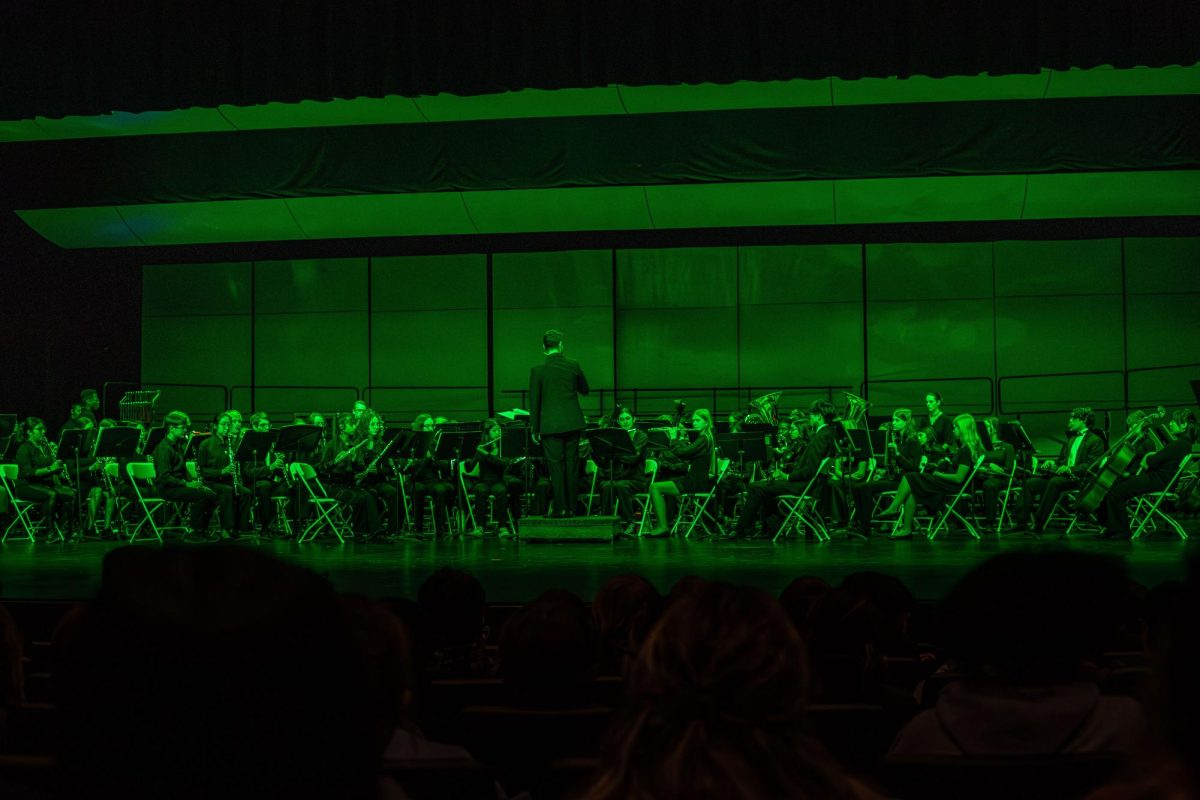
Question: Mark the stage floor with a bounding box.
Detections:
[1,531,1196,603]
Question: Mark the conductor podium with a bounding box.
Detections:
[519,515,619,542]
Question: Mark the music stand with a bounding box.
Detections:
[142,426,167,456]
[717,433,767,479]
[94,426,141,460]
[236,430,278,466]
[976,420,994,452]
[868,430,888,459]
[184,432,210,461]
[587,427,638,514]
[276,424,323,460]
[58,428,93,528]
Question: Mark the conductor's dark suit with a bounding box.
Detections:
[530,353,590,515]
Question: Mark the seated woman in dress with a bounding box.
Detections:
[642,409,718,538]
[878,413,985,539]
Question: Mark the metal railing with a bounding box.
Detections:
[500,384,851,419]
[860,376,995,415]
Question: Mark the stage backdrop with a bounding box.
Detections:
[142,236,1200,445]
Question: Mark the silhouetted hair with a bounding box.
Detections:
[939,551,1128,685]
[499,589,595,705]
[543,329,564,350]
[778,576,831,632]
[417,567,487,648]
[55,547,376,800]
[593,575,660,669]
[586,583,859,800]
[808,399,837,425]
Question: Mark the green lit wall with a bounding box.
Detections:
[142,237,1200,444]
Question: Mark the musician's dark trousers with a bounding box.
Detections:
[330,484,381,536]
[541,431,581,516]
[735,480,808,535]
[412,481,454,534]
[980,477,1009,527]
[210,482,252,533]
[604,478,649,523]
[533,477,554,516]
[850,479,899,535]
[470,478,523,528]
[253,479,277,530]
[159,485,218,531]
[1097,474,1163,537]
[16,483,76,526]
[364,481,402,535]
[1018,475,1080,529]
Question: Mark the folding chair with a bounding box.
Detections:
[1,464,42,542]
[290,462,351,543]
[927,455,986,540]
[774,458,832,542]
[626,458,659,536]
[1130,454,1192,540]
[671,458,731,539]
[458,461,515,535]
[125,461,189,543]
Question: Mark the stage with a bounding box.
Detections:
[1,532,1195,603]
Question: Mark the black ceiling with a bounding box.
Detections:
[4,0,1199,120]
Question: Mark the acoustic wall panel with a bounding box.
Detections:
[1124,237,1200,294]
[493,250,613,416]
[995,295,1124,377]
[254,258,367,313]
[739,302,863,391]
[252,312,369,390]
[493,250,611,309]
[866,242,993,301]
[615,308,739,390]
[739,245,860,304]
[616,248,737,308]
[1126,294,1200,370]
[143,262,251,316]
[994,239,1122,296]
[866,299,995,381]
[371,310,486,387]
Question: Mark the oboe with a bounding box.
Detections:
[46,441,73,488]
[226,436,241,496]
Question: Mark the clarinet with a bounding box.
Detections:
[46,441,73,488]
[227,436,241,496]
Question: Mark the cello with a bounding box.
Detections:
[1074,408,1165,513]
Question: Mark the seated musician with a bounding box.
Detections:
[878,413,985,539]
[463,418,523,537]
[732,400,838,540]
[244,412,286,535]
[319,414,381,537]
[196,411,253,540]
[643,409,718,538]
[1099,410,1198,539]
[150,411,218,541]
[827,416,871,530]
[407,414,454,537]
[596,406,650,536]
[851,408,923,537]
[83,418,122,538]
[977,416,1017,531]
[357,410,402,539]
[13,417,79,537]
[1014,407,1104,534]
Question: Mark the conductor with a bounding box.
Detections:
[529,329,590,517]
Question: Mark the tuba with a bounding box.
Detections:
[748,392,782,427]
[840,392,871,429]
